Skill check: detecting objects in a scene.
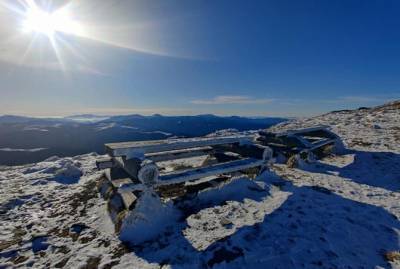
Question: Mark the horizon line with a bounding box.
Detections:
[0,113,291,119]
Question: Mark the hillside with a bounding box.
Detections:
[269,101,400,154]
[0,102,399,268]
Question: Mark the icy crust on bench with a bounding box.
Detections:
[105,135,254,157]
[158,158,265,185]
[119,190,180,244]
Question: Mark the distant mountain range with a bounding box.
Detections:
[0,114,287,165]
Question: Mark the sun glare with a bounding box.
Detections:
[22,5,83,38]
[3,0,174,74]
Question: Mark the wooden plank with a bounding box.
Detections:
[291,135,312,148]
[309,139,336,151]
[105,135,253,157]
[105,166,129,181]
[110,177,134,188]
[118,190,137,209]
[157,158,264,186]
[146,147,213,162]
[213,143,267,160]
[96,157,114,170]
[276,125,330,137]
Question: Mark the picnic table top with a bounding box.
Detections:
[105,135,254,156]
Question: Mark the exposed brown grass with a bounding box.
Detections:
[242,166,261,179]
[171,163,194,171]
[286,155,298,168]
[384,250,400,262]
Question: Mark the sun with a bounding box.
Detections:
[16,1,87,73]
[22,4,83,38]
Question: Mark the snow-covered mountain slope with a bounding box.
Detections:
[0,101,399,268]
[269,100,400,154]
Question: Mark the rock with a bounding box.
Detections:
[70,223,88,235]
[287,155,299,168]
[373,124,382,129]
[220,217,232,227]
[12,255,29,265]
[31,236,49,253]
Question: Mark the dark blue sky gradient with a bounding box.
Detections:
[0,0,399,116]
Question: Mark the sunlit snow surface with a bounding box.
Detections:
[0,102,399,268]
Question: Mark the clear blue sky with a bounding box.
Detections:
[0,0,399,117]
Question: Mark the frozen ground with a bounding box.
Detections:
[0,101,399,268]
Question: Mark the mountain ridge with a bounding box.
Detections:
[0,114,287,165]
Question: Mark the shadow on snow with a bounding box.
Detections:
[124,172,399,268]
[302,150,400,192]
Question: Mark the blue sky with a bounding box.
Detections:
[0,0,399,117]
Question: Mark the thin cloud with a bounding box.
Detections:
[75,64,110,76]
[337,96,388,103]
[35,62,108,76]
[191,95,274,105]
[0,106,193,117]
[273,95,399,105]
[0,54,109,76]
[324,95,400,104]
[70,107,192,116]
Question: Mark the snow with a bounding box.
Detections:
[120,125,139,130]
[0,148,47,152]
[141,131,173,136]
[0,101,399,268]
[119,190,181,245]
[22,126,49,132]
[66,115,110,123]
[95,122,117,131]
[183,175,289,251]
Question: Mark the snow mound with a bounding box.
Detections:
[54,161,83,184]
[195,177,269,206]
[119,190,180,245]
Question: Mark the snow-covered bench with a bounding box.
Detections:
[97,135,270,186]
[95,126,344,235]
[256,125,345,163]
[96,135,273,233]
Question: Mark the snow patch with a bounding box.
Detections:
[0,148,47,152]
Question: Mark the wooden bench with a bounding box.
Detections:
[97,135,269,190]
[105,135,253,157]
[257,125,344,161]
[158,158,264,185]
[95,127,345,236]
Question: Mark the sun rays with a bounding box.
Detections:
[0,0,195,75]
[0,0,91,74]
[22,3,84,37]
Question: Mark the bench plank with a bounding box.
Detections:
[309,139,336,151]
[276,125,330,137]
[96,157,114,170]
[118,190,137,209]
[146,147,213,162]
[157,158,264,186]
[106,135,253,157]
